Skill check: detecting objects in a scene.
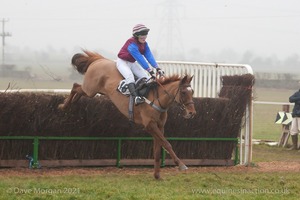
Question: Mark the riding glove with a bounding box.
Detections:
[149,70,156,79]
[156,68,165,76]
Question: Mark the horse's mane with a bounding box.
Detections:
[72,50,105,74]
[83,50,105,60]
[156,74,181,85]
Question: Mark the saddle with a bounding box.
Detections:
[117,78,158,124]
[136,78,158,97]
[117,78,158,98]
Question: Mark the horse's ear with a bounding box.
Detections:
[181,75,193,84]
[187,75,194,83]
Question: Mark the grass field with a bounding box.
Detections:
[252,87,295,142]
[0,144,299,200]
[0,171,298,199]
[0,77,75,90]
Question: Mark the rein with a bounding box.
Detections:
[142,80,168,112]
[143,79,193,113]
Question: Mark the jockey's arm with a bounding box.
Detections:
[128,43,152,72]
[144,43,165,77]
[144,43,158,68]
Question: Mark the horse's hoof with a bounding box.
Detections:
[154,176,163,181]
[179,164,188,171]
[57,104,64,110]
[154,173,161,180]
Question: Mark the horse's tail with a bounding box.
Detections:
[71,50,105,75]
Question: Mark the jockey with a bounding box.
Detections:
[116,24,164,105]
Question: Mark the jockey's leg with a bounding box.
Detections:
[116,58,135,84]
[117,58,145,105]
[128,83,145,105]
[130,62,150,81]
[129,62,150,105]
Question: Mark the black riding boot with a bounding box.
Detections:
[128,83,145,105]
[287,135,298,150]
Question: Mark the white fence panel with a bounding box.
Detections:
[158,61,253,98]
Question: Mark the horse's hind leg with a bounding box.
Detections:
[58,83,86,110]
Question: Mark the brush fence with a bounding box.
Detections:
[0,61,253,168]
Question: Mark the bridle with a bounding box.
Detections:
[174,83,195,111]
[178,85,195,111]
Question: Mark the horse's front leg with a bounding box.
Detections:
[147,122,188,176]
[153,138,162,180]
[58,83,85,110]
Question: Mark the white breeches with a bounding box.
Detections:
[290,117,300,136]
[116,58,150,84]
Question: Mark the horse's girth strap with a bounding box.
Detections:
[129,95,134,122]
[143,97,167,112]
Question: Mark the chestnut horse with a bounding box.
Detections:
[58,50,196,179]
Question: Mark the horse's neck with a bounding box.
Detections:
[157,81,179,107]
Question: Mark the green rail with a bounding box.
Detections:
[0,136,239,168]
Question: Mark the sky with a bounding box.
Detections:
[1,0,300,63]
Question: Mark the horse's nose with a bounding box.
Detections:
[189,111,196,118]
[184,111,196,119]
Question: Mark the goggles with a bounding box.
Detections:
[136,30,148,36]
